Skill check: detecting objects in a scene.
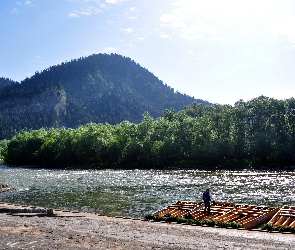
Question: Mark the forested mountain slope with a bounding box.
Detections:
[0,77,17,88]
[0,54,208,140]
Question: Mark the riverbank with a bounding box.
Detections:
[0,183,14,193]
[0,210,294,249]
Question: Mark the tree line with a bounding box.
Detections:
[1,96,295,169]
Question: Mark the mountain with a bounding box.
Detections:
[0,53,209,140]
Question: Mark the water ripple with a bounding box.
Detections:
[0,165,294,217]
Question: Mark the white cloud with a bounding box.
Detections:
[105,47,117,52]
[270,16,295,39]
[160,34,171,39]
[128,16,138,20]
[159,0,295,44]
[69,13,79,18]
[122,28,134,34]
[69,6,102,17]
[124,6,137,19]
[25,1,34,6]
[106,0,119,4]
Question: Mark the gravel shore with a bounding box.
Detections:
[0,212,295,250]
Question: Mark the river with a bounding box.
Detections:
[0,164,294,218]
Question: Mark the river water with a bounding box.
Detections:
[0,165,294,218]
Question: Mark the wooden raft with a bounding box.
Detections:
[153,201,279,229]
[266,205,295,227]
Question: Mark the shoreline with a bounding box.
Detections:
[0,203,295,249]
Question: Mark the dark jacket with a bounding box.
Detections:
[203,191,211,201]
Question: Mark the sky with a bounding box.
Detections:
[1,0,295,105]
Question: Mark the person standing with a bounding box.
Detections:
[203,188,212,215]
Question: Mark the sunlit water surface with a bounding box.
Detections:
[0,165,295,217]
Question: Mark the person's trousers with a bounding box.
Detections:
[204,200,210,214]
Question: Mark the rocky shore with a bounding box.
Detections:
[0,203,294,249]
[0,184,14,193]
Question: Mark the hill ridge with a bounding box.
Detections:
[0,53,208,139]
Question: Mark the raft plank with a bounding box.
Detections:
[153,201,280,229]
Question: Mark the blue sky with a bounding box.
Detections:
[1,0,295,105]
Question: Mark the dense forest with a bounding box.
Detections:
[1,96,295,169]
[0,77,17,88]
[0,54,207,140]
